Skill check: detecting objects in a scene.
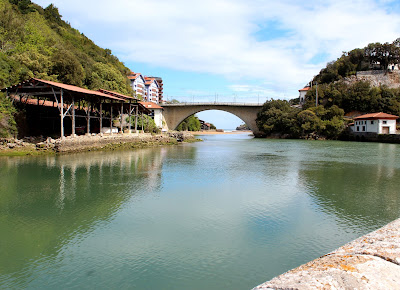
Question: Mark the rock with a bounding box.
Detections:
[36,142,47,149]
[7,143,16,149]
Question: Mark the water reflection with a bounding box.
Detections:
[0,146,194,286]
[1,137,400,290]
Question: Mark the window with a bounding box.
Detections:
[383,120,387,124]
[357,126,360,131]
[371,121,374,124]
[362,126,366,131]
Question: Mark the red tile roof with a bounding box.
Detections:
[354,112,399,120]
[139,101,163,109]
[3,78,126,102]
[299,87,311,92]
[97,89,136,100]
[128,72,142,80]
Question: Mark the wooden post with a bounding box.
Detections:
[141,112,144,133]
[128,101,132,133]
[120,102,123,133]
[100,101,103,134]
[135,105,138,133]
[86,102,91,135]
[60,89,64,138]
[72,96,75,136]
[110,101,113,135]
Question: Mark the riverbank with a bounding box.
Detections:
[254,218,400,289]
[191,130,252,135]
[0,132,198,156]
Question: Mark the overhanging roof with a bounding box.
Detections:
[354,112,399,120]
[2,78,125,102]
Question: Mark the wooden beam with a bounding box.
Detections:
[60,89,64,138]
[128,102,132,133]
[120,102,123,133]
[110,101,113,135]
[86,102,91,135]
[72,96,75,136]
[135,105,138,132]
[100,101,103,135]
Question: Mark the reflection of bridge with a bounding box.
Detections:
[162,102,264,136]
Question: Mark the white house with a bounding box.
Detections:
[139,101,164,129]
[299,86,310,105]
[353,112,398,134]
[128,72,146,98]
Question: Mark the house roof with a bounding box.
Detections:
[128,72,142,80]
[139,101,163,109]
[299,87,311,92]
[354,112,399,120]
[97,89,137,100]
[2,78,125,102]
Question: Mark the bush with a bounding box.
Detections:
[0,92,17,137]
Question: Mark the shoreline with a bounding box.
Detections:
[0,132,199,156]
[191,130,252,135]
[254,218,400,289]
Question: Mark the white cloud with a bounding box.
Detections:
[34,0,400,98]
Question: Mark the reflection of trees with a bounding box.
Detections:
[0,147,175,279]
[298,160,400,229]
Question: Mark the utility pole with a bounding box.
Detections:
[315,81,318,107]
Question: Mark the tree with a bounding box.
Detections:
[44,4,66,27]
[256,100,299,136]
[176,115,201,131]
[51,49,85,86]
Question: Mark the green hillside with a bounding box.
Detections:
[0,0,133,94]
[257,39,400,139]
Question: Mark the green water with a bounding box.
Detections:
[1,134,400,289]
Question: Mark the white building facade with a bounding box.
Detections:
[299,86,310,105]
[139,101,163,129]
[144,78,160,103]
[353,112,398,134]
[128,73,146,98]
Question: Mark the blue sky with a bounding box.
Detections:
[33,0,400,128]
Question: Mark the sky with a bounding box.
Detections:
[33,0,400,128]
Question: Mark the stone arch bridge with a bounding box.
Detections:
[161,102,264,136]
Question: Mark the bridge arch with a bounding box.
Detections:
[161,103,264,136]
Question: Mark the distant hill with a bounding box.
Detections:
[298,39,400,116]
[0,0,133,95]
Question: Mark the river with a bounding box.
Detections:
[1,134,400,289]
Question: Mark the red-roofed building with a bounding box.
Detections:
[139,101,164,129]
[299,86,311,105]
[352,112,398,134]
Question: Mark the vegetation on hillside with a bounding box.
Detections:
[314,39,400,84]
[0,0,133,94]
[0,92,17,137]
[303,81,400,116]
[256,100,345,139]
[0,0,136,137]
[257,38,400,139]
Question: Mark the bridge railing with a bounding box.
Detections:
[161,102,263,106]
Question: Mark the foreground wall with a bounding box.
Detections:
[254,218,400,289]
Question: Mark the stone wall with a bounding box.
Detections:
[54,132,196,153]
[343,71,400,89]
[254,218,400,289]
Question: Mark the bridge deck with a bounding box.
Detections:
[161,102,263,107]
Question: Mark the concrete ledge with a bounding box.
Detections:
[254,218,400,289]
